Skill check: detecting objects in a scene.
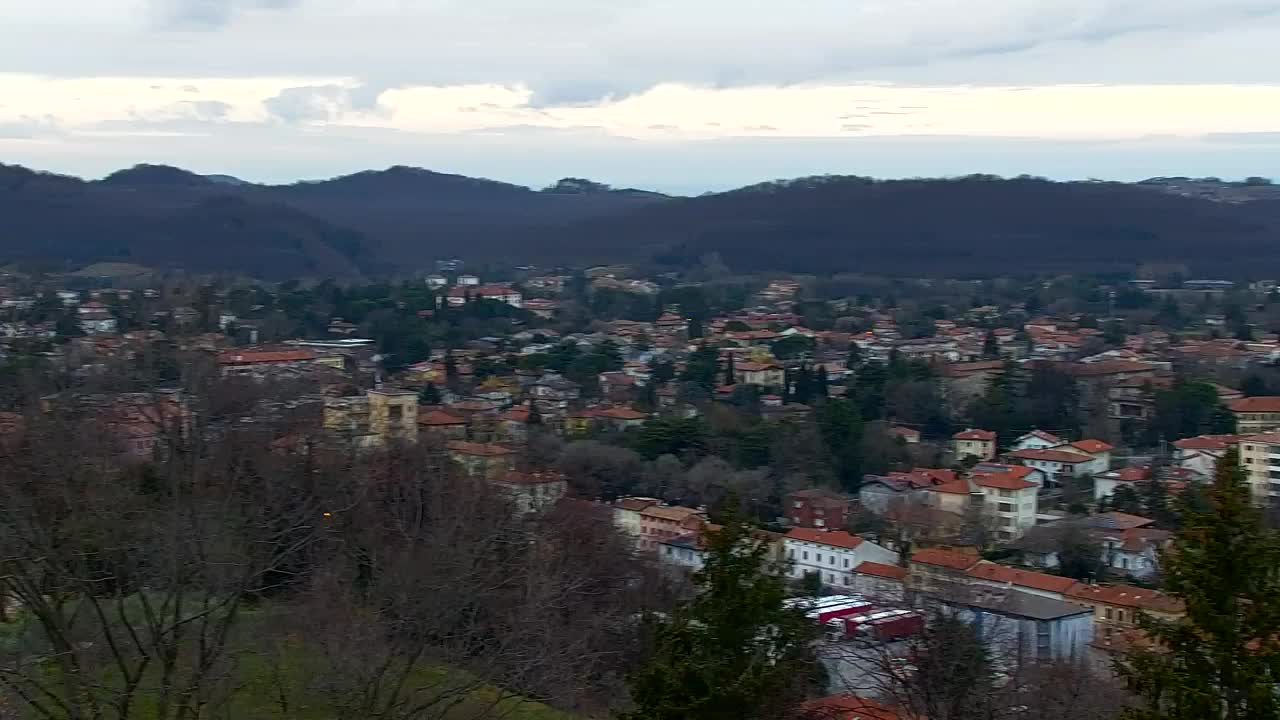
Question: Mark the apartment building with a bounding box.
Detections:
[1238,432,1280,506]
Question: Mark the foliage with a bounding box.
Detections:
[624,517,818,720]
[1118,448,1280,719]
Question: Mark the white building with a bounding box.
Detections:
[1011,429,1064,452]
[970,467,1040,540]
[457,274,480,286]
[784,528,898,588]
[1006,447,1106,480]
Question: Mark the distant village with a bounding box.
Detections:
[4,261,1280,690]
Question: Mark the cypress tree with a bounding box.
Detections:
[1118,447,1280,719]
[624,517,818,720]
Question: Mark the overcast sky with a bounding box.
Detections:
[2,0,1279,192]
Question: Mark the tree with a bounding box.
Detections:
[724,352,737,386]
[687,316,704,339]
[1119,448,1280,720]
[982,329,999,359]
[846,342,863,369]
[681,346,721,391]
[1057,524,1106,581]
[624,517,818,720]
[419,381,442,405]
[1242,374,1269,398]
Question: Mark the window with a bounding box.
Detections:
[826,572,834,583]
[814,519,825,528]
[830,555,837,566]
[788,549,795,559]
[803,551,809,561]
[816,553,822,563]
[1105,608,1113,620]
[388,405,403,421]
[843,558,850,568]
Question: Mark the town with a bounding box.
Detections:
[1,262,1277,719]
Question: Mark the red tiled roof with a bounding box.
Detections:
[1019,429,1063,444]
[1007,448,1094,464]
[497,470,565,486]
[910,547,980,571]
[797,694,908,720]
[615,497,659,512]
[970,471,1037,491]
[786,528,865,550]
[445,440,516,457]
[931,478,973,495]
[966,562,1077,594]
[600,406,648,420]
[1174,434,1239,451]
[1229,396,1280,413]
[217,348,317,365]
[1070,439,1114,454]
[1065,583,1184,614]
[418,409,466,426]
[953,428,996,440]
[854,561,907,581]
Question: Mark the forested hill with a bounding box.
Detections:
[2,163,1278,278]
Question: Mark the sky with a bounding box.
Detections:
[2,0,1280,193]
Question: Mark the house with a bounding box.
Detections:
[323,388,419,447]
[787,488,854,529]
[939,360,1005,412]
[497,404,531,443]
[612,496,660,540]
[445,284,523,308]
[859,469,956,515]
[638,504,705,553]
[1011,429,1063,451]
[1228,396,1280,434]
[938,587,1094,662]
[970,465,1040,539]
[658,523,785,574]
[851,561,907,604]
[1068,439,1114,468]
[1063,583,1183,652]
[417,408,468,440]
[784,528,899,588]
[529,373,581,408]
[456,274,480,286]
[77,301,118,334]
[965,561,1077,600]
[493,471,567,514]
[1173,434,1239,477]
[734,361,786,388]
[445,440,517,479]
[1008,512,1170,580]
[597,406,649,431]
[1005,447,1103,481]
[952,428,997,461]
[1092,465,1150,502]
[907,547,982,595]
[888,425,921,444]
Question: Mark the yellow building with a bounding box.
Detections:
[1229,396,1280,434]
[1238,432,1280,506]
[324,388,418,448]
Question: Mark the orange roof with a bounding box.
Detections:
[953,428,996,441]
[931,478,973,495]
[445,440,516,457]
[600,406,649,420]
[854,561,907,581]
[1229,396,1280,413]
[970,471,1037,491]
[1174,434,1239,450]
[418,409,466,426]
[497,470,565,486]
[500,406,530,422]
[966,562,1077,594]
[217,348,317,365]
[910,547,980,571]
[797,694,910,720]
[1065,583,1184,614]
[641,505,703,522]
[615,497,659,512]
[786,528,865,550]
[1070,439,1114,454]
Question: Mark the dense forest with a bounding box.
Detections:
[1,163,1279,279]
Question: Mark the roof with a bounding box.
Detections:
[931,478,974,495]
[615,497,660,512]
[640,504,703,522]
[966,562,1078,594]
[1017,429,1063,444]
[854,561,907,581]
[445,440,516,457]
[953,428,996,441]
[217,348,317,365]
[1228,396,1280,413]
[797,695,909,720]
[736,361,783,372]
[1067,359,1156,377]
[786,528,865,550]
[1174,434,1240,451]
[1087,511,1155,530]
[789,487,853,503]
[910,547,981,571]
[1070,439,1114,454]
[600,406,648,420]
[970,471,1037,491]
[940,360,1005,377]
[1007,448,1094,464]
[1065,583,1184,614]
[418,409,467,426]
[959,588,1095,621]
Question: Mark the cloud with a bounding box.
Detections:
[0,115,60,139]
[263,85,349,123]
[149,0,301,29]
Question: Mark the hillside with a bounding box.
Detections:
[537,175,1280,277]
[2,163,1279,278]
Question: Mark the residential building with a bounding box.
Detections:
[784,528,899,588]
[417,408,468,440]
[445,440,517,479]
[1063,583,1183,652]
[952,428,997,461]
[906,547,982,595]
[888,425,921,444]
[787,488,854,529]
[970,465,1039,539]
[939,360,1005,413]
[77,301,118,334]
[1237,432,1280,506]
[1005,447,1105,481]
[1173,434,1239,477]
[1093,465,1150,502]
[1011,429,1063,451]
[612,496,660,540]
[638,504,705,553]
[323,388,418,447]
[1009,512,1171,581]
[964,561,1077,601]
[851,561,908,604]
[493,471,567,514]
[445,283,523,308]
[1229,396,1280,434]
[216,347,320,378]
[734,361,786,388]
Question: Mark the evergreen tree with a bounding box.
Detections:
[687,316,704,340]
[791,364,814,405]
[724,352,737,387]
[982,329,999,359]
[814,365,829,400]
[1243,374,1270,398]
[418,382,442,405]
[624,517,818,720]
[1119,448,1280,720]
[846,342,863,369]
[526,400,542,426]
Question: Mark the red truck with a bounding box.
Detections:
[844,609,924,643]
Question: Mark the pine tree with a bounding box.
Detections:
[847,342,863,369]
[418,382,442,405]
[1118,447,1280,720]
[724,352,737,387]
[624,517,818,720]
[982,328,999,359]
[814,366,829,400]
